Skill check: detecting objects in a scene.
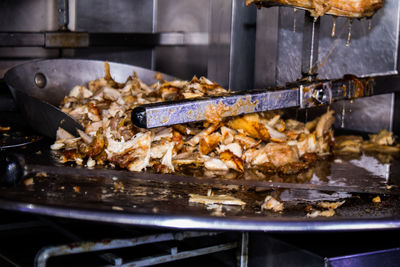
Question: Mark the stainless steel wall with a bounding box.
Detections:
[65,0,154,69]
[252,0,400,133]
[0,0,58,77]
[153,0,210,80]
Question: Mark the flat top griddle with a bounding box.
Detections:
[2,59,400,232]
[1,137,400,232]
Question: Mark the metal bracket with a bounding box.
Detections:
[300,77,375,109]
[300,81,333,108]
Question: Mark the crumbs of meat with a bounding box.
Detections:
[0,126,10,131]
[35,172,48,177]
[261,195,284,212]
[334,129,400,155]
[306,200,345,218]
[189,193,246,207]
[23,178,34,186]
[372,196,381,203]
[53,61,336,175]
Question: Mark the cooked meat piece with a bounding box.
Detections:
[227,113,270,141]
[316,110,335,138]
[189,193,246,207]
[334,135,363,154]
[265,143,299,167]
[200,133,222,155]
[261,195,284,212]
[369,129,395,146]
[362,130,400,154]
[245,0,384,18]
[306,209,335,217]
[220,151,244,172]
[318,201,345,209]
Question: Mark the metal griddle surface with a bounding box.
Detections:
[1,137,400,232]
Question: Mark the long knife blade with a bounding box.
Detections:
[131,89,298,128]
[131,75,399,129]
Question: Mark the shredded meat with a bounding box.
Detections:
[53,62,337,175]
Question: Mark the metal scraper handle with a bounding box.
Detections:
[131,75,377,129]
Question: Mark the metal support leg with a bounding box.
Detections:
[238,232,248,267]
[34,231,229,267]
[301,12,320,81]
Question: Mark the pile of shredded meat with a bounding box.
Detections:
[334,129,400,156]
[52,62,337,175]
[245,0,383,18]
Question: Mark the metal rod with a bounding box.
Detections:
[115,242,237,267]
[57,0,69,31]
[238,232,248,267]
[0,221,43,231]
[37,216,123,266]
[35,232,220,267]
[0,32,208,48]
[301,12,320,80]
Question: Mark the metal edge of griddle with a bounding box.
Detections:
[26,164,400,195]
[0,197,399,232]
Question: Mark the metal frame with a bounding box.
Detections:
[208,0,257,90]
[34,231,240,267]
[0,32,209,48]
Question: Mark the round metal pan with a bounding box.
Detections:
[4,59,175,139]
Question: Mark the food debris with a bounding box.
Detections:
[372,196,381,203]
[73,186,81,193]
[306,201,345,218]
[362,130,400,154]
[87,157,96,168]
[334,129,400,155]
[189,193,246,207]
[206,204,226,217]
[35,172,48,178]
[113,181,125,192]
[334,136,363,155]
[23,178,34,186]
[306,209,335,218]
[112,206,124,211]
[261,195,284,212]
[318,201,345,210]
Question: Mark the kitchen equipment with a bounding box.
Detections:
[4,59,176,139]
[131,74,400,128]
